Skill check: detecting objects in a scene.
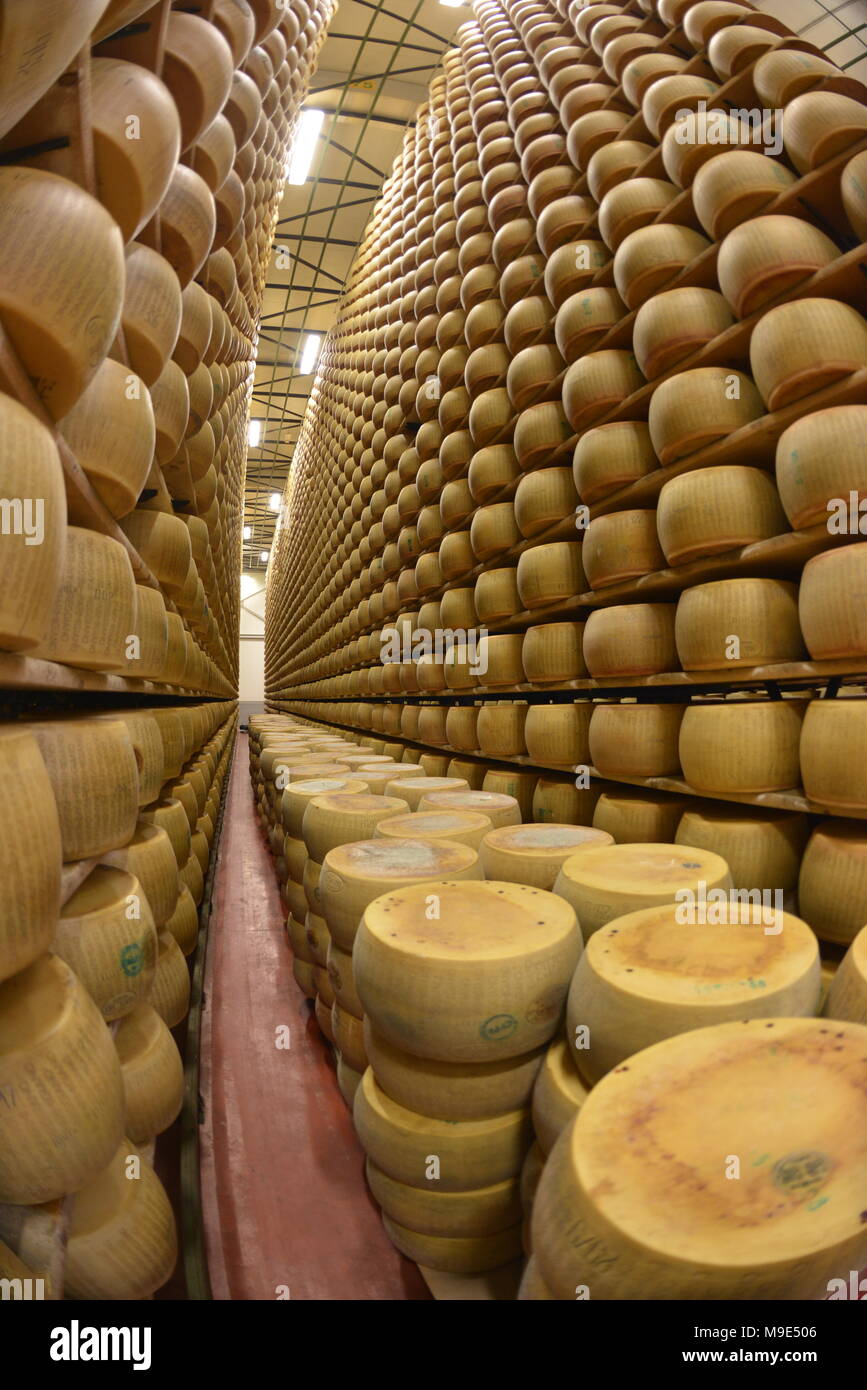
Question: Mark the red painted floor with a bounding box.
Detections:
[199,733,430,1301]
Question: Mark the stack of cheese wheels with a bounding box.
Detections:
[299,792,408,1033]
[823,925,867,1025]
[530,1018,867,1299]
[480,823,613,890]
[553,842,732,940]
[318,836,484,1105]
[353,879,582,1274]
[566,900,821,1084]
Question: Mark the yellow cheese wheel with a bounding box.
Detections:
[554,842,731,940]
[562,349,644,432]
[824,926,867,1024]
[799,821,867,946]
[675,578,805,670]
[842,149,867,242]
[121,242,182,387]
[354,879,582,1064]
[589,702,684,777]
[613,224,711,309]
[55,865,157,1021]
[28,716,139,860]
[100,823,180,928]
[65,1139,177,1301]
[521,1138,546,1219]
[337,1055,363,1109]
[0,727,62,983]
[749,298,867,411]
[332,1001,367,1072]
[522,622,587,685]
[326,939,363,1017]
[800,544,867,660]
[657,464,787,566]
[800,699,867,810]
[118,586,168,682]
[582,510,664,589]
[718,214,839,319]
[782,91,867,175]
[120,510,193,594]
[692,149,796,240]
[776,405,867,530]
[532,1038,591,1155]
[518,1252,557,1299]
[475,566,521,623]
[632,286,734,379]
[114,1002,184,1143]
[648,366,764,465]
[680,699,806,793]
[555,286,626,363]
[301,792,407,861]
[179,849,204,907]
[598,177,677,251]
[0,168,125,418]
[0,2,110,139]
[150,929,191,1028]
[481,823,613,891]
[374,810,492,852]
[676,804,807,893]
[477,702,528,758]
[304,907,330,967]
[367,1159,522,1239]
[481,768,538,820]
[414,789,520,830]
[353,1067,533,1189]
[532,1017,867,1300]
[0,954,125,1203]
[583,603,678,678]
[524,703,592,766]
[517,542,586,608]
[0,394,66,650]
[592,788,691,844]
[753,46,844,107]
[29,526,136,672]
[139,798,191,868]
[381,1213,522,1275]
[319,836,482,950]
[572,420,657,505]
[569,900,820,1083]
[364,1018,545,1121]
[89,58,181,243]
[294,957,317,1000]
[532,777,601,826]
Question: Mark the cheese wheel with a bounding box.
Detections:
[533,778,601,826]
[474,566,521,623]
[0,395,66,650]
[332,1002,367,1072]
[481,769,538,821]
[718,215,840,320]
[800,821,867,946]
[532,1038,590,1155]
[692,149,796,240]
[120,510,192,594]
[118,586,168,681]
[613,224,711,310]
[415,790,520,831]
[523,703,592,767]
[150,930,191,1028]
[158,11,235,151]
[0,728,62,983]
[824,926,867,1025]
[648,367,765,465]
[445,706,479,753]
[481,824,613,891]
[517,542,586,608]
[367,1159,522,1239]
[353,1068,533,1189]
[364,1018,545,1121]
[354,880,582,1064]
[679,699,805,793]
[28,717,139,860]
[589,702,684,778]
[553,842,731,940]
[572,420,657,505]
[139,798,191,867]
[100,823,179,929]
[0,2,110,140]
[381,1214,522,1275]
[64,1139,177,1301]
[533,1016,867,1300]
[55,866,157,1021]
[180,849,204,907]
[150,360,190,463]
[0,168,125,417]
[29,527,136,672]
[676,804,807,893]
[753,47,844,107]
[562,350,644,433]
[657,465,787,566]
[749,298,867,411]
[569,901,821,1084]
[782,91,867,176]
[385,777,467,811]
[592,788,691,844]
[114,1003,184,1143]
[675,579,805,670]
[337,1055,363,1110]
[374,811,492,852]
[326,939,363,1017]
[632,287,734,379]
[159,164,217,289]
[800,544,867,660]
[776,405,867,530]
[319,836,482,950]
[121,242,182,387]
[294,958,316,999]
[89,58,181,243]
[842,149,867,242]
[800,699,867,810]
[522,622,587,685]
[583,603,678,678]
[0,954,125,1203]
[598,177,677,251]
[583,510,664,589]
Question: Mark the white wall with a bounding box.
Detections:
[239,571,266,724]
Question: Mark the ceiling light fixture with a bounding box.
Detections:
[286,109,325,185]
[268,493,281,511]
[260,550,269,563]
[247,419,262,448]
[243,525,251,539]
[299,332,322,375]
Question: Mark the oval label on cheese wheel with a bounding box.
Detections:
[480,1013,519,1042]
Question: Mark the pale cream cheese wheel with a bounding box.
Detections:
[553,842,731,940]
